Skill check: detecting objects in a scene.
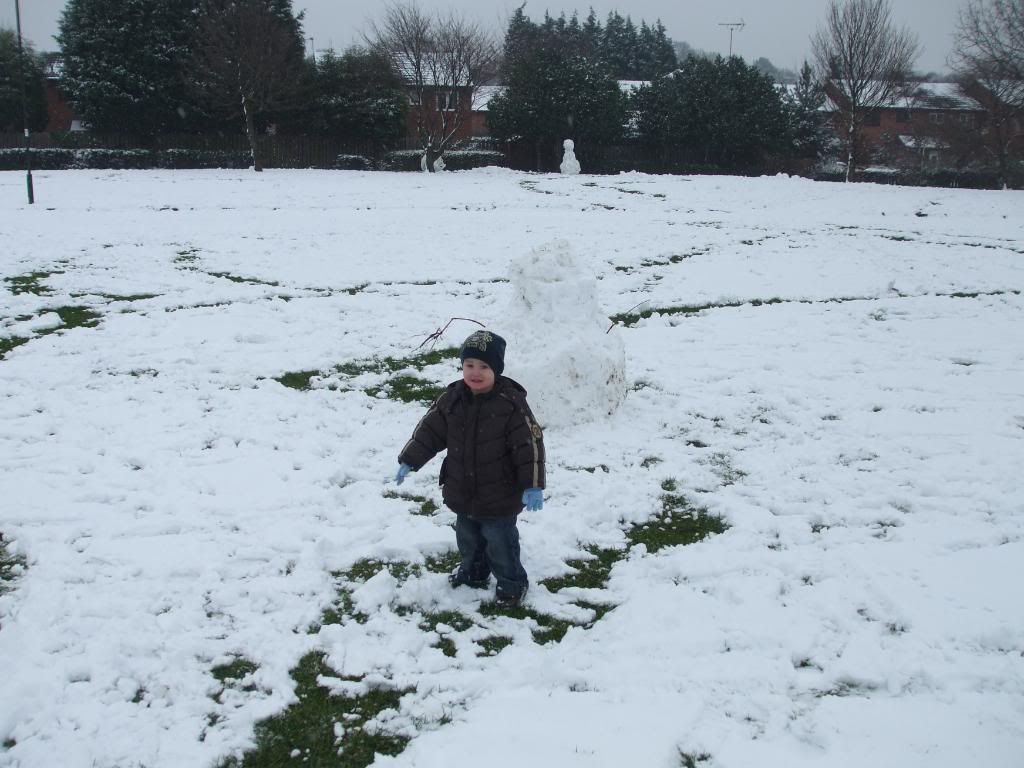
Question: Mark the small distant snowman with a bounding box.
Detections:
[559,138,581,175]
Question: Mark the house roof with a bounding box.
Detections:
[829,80,985,111]
[893,83,984,111]
[472,85,505,111]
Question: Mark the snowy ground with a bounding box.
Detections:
[1,168,1022,768]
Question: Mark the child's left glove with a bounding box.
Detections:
[522,487,543,512]
[395,463,412,485]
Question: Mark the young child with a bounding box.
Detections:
[395,330,545,607]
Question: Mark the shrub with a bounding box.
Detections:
[0,148,74,170]
[70,148,153,169]
[157,148,252,169]
[379,148,506,172]
[379,150,423,172]
[441,150,506,171]
[333,153,374,171]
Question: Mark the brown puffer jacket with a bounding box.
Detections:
[398,377,545,519]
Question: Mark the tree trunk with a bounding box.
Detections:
[242,93,263,172]
[845,121,855,182]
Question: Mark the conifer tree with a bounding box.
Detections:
[634,55,789,170]
[57,0,202,134]
[0,28,48,132]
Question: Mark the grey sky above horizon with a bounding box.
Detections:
[3,0,963,74]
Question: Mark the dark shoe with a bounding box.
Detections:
[449,570,489,589]
[494,582,529,608]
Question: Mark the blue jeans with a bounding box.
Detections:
[454,514,528,598]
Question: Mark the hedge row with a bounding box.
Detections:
[0,147,507,172]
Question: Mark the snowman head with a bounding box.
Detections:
[563,139,575,151]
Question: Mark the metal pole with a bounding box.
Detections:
[14,0,35,204]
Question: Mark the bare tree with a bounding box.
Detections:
[812,0,919,180]
[368,1,498,171]
[192,0,309,172]
[950,0,1024,187]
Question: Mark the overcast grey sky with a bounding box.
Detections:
[3,0,963,74]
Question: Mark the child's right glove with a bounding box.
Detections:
[522,487,543,512]
[395,463,411,485]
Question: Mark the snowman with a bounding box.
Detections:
[559,138,581,175]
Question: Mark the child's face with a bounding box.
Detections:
[462,358,495,394]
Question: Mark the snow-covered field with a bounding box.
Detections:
[1,168,1023,768]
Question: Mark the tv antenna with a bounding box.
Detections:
[718,19,745,57]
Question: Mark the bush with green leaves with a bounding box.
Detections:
[333,154,374,171]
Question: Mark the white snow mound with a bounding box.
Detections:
[498,239,626,428]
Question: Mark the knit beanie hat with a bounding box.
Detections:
[460,330,506,376]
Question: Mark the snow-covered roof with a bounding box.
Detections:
[892,83,983,111]
[830,81,984,111]
[472,85,505,112]
[391,52,474,87]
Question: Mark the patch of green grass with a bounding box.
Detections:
[343,559,417,585]
[96,293,160,302]
[212,657,260,686]
[476,635,514,656]
[626,479,728,553]
[51,306,102,331]
[419,610,474,633]
[419,611,474,657]
[423,550,460,575]
[366,375,443,404]
[208,271,281,287]
[0,335,30,360]
[540,546,623,592]
[275,370,319,391]
[383,491,439,517]
[218,651,411,768]
[276,347,459,400]
[476,602,581,644]
[337,347,460,377]
[1,533,26,597]
[611,297,786,326]
[4,270,58,296]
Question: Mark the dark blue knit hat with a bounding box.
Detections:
[460,330,506,375]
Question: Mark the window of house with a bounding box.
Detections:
[863,110,881,126]
[928,112,944,124]
[959,113,974,127]
[895,110,911,123]
[436,92,458,111]
[408,91,421,106]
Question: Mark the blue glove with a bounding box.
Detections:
[395,463,411,485]
[522,487,543,512]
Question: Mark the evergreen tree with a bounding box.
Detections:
[634,55,790,170]
[488,44,624,169]
[650,21,678,76]
[312,47,405,149]
[0,28,48,132]
[582,8,602,56]
[601,11,632,79]
[57,0,202,134]
[785,60,827,158]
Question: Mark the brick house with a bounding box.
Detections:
[41,55,80,132]
[823,80,989,170]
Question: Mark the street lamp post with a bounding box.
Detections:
[14,0,35,204]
